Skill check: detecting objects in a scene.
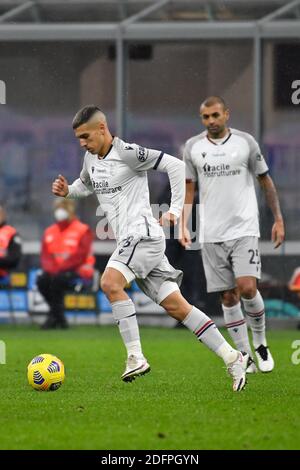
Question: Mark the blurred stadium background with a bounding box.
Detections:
[1,0,300,325]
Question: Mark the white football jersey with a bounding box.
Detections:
[183,128,269,243]
[67,137,185,242]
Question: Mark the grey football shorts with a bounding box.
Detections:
[201,236,261,293]
[107,235,183,304]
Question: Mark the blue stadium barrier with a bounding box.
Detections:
[264,299,300,318]
[0,290,27,312]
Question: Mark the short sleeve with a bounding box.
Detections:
[117,140,164,171]
[183,141,198,182]
[247,135,269,176]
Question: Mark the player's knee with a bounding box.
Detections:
[221,290,239,307]
[100,275,123,297]
[239,282,257,299]
[240,286,257,299]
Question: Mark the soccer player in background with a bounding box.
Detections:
[180,96,285,373]
[53,105,249,391]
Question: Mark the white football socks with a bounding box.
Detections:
[183,306,238,365]
[222,302,252,356]
[111,299,143,358]
[242,291,267,349]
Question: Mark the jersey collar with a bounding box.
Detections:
[206,130,232,146]
[97,136,115,160]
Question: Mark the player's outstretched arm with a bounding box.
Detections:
[52,174,94,199]
[258,173,285,248]
[66,177,94,199]
[52,174,69,197]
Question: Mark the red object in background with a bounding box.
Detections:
[0,225,17,277]
[41,218,95,279]
[289,268,300,292]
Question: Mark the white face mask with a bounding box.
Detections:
[54,208,69,222]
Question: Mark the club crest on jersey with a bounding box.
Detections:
[136,146,148,162]
[202,152,206,158]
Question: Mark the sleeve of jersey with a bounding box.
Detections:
[248,136,269,176]
[66,158,94,199]
[155,153,186,219]
[121,143,163,171]
[183,143,197,182]
[121,143,185,217]
[67,178,94,199]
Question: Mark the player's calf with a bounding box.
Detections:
[161,291,248,391]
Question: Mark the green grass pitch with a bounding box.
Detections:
[0,325,299,450]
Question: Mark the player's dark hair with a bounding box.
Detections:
[72,105,103,129]
[201,96,228,110]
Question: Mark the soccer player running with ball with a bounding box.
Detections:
[53,105,249,391]
[180,96,285,374]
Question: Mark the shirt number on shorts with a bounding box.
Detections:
[122,236,134,248]
[248,249,260,265]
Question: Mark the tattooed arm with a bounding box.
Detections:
[257,173,285,248]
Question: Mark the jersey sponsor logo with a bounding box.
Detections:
[96,186,122,195]
[202,162,241,177]
[203,163,229,172]
[136,146,149,162]
[92,179,109,189]
[91,178,122,194]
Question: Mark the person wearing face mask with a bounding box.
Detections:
[37,199,95,329]
[0,203,22,284]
